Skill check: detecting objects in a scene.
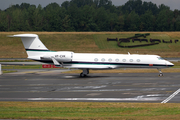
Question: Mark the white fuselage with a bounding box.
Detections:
[38,51,174,70]
[71,53,172,69]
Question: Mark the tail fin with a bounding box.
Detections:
[11,34,49,59]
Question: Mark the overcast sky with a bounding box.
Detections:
[0,0,179,10]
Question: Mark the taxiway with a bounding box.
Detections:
[0,70,180,103]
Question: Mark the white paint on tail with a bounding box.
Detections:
[13,34,48,50]
[11,34,50,59]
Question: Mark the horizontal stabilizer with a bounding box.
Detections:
[9,34,38,38]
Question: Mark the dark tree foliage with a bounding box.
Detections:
[0,0,180,31]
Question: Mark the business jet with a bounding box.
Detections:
[10,34,174,77]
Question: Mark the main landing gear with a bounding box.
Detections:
[158,69,163,77]
[80,69,89,77]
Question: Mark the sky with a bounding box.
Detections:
[0,0,180,10]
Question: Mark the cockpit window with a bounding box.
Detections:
[157,57,164,60]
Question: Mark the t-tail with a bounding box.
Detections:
[10,34,50,60]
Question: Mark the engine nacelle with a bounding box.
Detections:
[42,51,73,62]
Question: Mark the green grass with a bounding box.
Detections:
[94,33,175,52]
[172,61,180,68]
[1,32,180,58]
[2,65,43,69]
[39,34,98,52]
[2,70,17,73]
[0,102,180,120]
[0,60,33,62]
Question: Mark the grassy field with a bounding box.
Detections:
[0,102,180,120]
[0,32,180,58]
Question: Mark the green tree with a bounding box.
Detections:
[156,9,173,31]
[78,5,97,31]
[70,0,93,8]
[62,15,71,31]
[44,3,63,31]
[175,15,180,31]
[140,10,155,31]
[0,0,180,32]
[108,13,118,31]
[172,9,180,31]
[67,3,80,31]
[94,7,109,31]
[0,11,8,31]
[9,9,22,31]
[32,4,44,31]
[122,0,143,15]
[125,11,140,31]
[19,9,31,31]
[61,1,70,9]
[142,1,158,15]
[20,3,31,10]
[115,15,124,31]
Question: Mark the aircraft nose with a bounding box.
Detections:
[166,61,174,67]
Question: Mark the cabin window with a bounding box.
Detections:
[122,59,126,62]
[71,52,73,58]
[130,59,133,62]
[115,59,119,62]
[137,59,140,62]
[94,58,98,62]
[108,58,112,62]
[101,58,105,62]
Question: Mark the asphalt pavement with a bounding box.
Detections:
[0,70,180,103]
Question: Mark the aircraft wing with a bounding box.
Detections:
[69,64,117,70]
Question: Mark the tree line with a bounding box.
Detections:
[0,0,180,32]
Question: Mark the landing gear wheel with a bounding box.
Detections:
[159,73,163,77]
[80,69,89,77]
[80,72,87,77]
[157,69,163,77]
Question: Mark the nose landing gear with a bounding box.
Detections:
[158,69,163,77]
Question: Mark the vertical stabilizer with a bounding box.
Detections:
[11,34,49,59]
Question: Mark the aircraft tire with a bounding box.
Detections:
[159,73,163,77]
[80,73,87,77]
